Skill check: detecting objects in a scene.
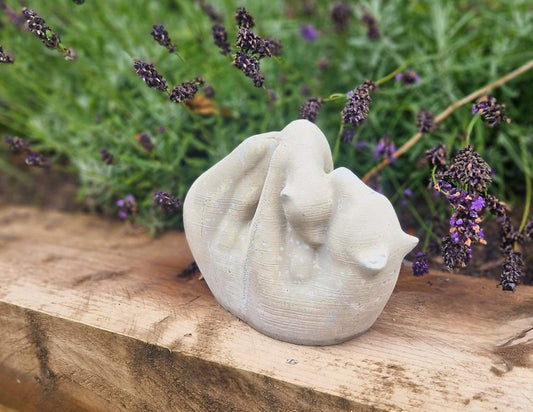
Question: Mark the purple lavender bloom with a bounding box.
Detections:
[0,44,14,63]
[472,95,510,127]
[151,25,177,53]
[332,2,352,32]
[212,24,231,55]
[99,149,114,165]
[417,109,435,133]
[444,145,492,192]
[235,27,272,58]
[117,194,134,207]
[236,51,259,76]
[133,60,168,92]
[202,4,223,23]
[361,12,380,39]
[22,8,61,50]
[500,249,523,291]
[298,97,324,122]
[137,133,155,152]
[450,231,460,243]
[396,69,420,85]
[340,127,355,143]
[342,81,375,126]
[300,24,318,41]
[117,195,137,219]
[235,6,255,29]
[403,189,413,197]
[442,236,472,269]
[203,85,215,99]
[425,144,447,168]
[374,135,396,161]
[266,38,283,56]
[471,196,485,212]
[4,135,30,153]
[25,151,50,168]
[412,252,429,277]
[437,179,489,252]
[154,191,181,213]
[233,51,264,88]
[169,81,200,104]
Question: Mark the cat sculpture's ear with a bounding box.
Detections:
[401,232,419,258]
[359,251,389,274]
[358,231,417,275]
[360,232,417,275]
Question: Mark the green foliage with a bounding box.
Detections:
[1,0,532,235]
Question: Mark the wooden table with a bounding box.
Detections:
[0,206,532,411]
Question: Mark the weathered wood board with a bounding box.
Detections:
[0,206,532,411]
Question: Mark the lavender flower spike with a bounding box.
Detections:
[342,81,375,127]
[300,24,318,41]
[133,60,168,92]
[117,194,137,219]
[412,252,429,277]
[374,135,396,161]
[22,8,60,49]
[299,98,324,123]
[151,25,177,53]
[154,191,182,213]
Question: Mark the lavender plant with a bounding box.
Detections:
[21,7,76,60]
[0,43,14,63]
[1,0,532,288]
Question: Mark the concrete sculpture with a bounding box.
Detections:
[184,120,417,345]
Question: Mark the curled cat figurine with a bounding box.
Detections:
[184,120,417,345]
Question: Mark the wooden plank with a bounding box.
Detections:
[0,205,532,411]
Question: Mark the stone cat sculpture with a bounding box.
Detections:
[184,119,418,345]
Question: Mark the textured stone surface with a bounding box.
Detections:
[184,120,418,345]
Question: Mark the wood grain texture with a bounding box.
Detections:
[0,206,532,411]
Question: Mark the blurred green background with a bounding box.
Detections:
[1,0,532,238]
